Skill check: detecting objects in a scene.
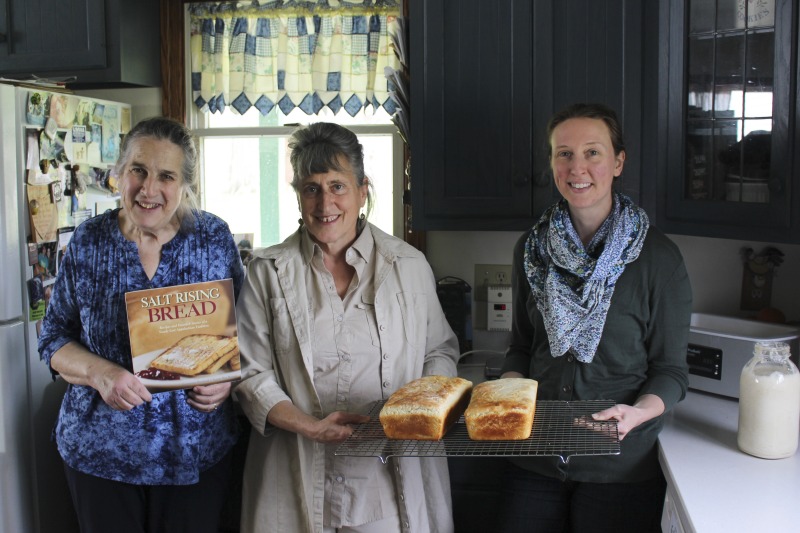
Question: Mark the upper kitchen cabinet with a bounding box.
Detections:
[0,0,160,88]
[657,0,800,242]
[410,0,646,231]
[0,0,106,73]
[409,0,544,231]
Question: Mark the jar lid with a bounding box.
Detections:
[754,341,791,358]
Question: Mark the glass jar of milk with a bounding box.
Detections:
[738,341,800,459]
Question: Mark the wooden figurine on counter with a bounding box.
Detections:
[741,246,784,318]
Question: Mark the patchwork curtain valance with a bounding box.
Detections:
[189,0,401,116]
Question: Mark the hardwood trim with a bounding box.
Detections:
[160,0,190,122]
[399,0,426,252]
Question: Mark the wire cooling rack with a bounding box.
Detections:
[335,399,620,464]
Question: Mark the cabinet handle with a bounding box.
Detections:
[534,169,552,187]
[514,174,530,187]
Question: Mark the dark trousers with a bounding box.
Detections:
[63,451,233,533]
[498,461,666,533]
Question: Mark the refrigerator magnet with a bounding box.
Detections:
[49,181,63,203]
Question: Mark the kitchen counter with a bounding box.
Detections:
[658,390,800,532]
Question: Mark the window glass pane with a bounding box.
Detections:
[687,36,715,118]
[690,0,715,33]
[744,31,774,118]
[716,0,740,31]
[715,34,745,117]
[686,119,714,200]
[200,133,396,248]
[741,0,775,28]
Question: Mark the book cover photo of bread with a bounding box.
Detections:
[125,279,240,392]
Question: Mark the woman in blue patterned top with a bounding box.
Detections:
[498,103,692,532]
[38,117,244,533]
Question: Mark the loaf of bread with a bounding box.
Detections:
[203,339,240,374]
[380,375,473,440]
[228,351,241,371]
[464,378,539,440]
[150,334,238,376]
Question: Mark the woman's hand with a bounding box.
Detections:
[51,342,152,410]
[266,401,369,443]
[186,381,232,413]
[95,365,153,410]
[307,411,371,444]
[591,393,665,440]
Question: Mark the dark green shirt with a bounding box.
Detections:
[503,226,692,483]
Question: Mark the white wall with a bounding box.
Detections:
[426,230,800,351]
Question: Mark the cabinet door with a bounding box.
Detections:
[410,0,645,231]
[410,0,547,231]
[0,0,106,75]
[658,0,799,242]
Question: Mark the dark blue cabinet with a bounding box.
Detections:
[0,0,106,74]
[410,0,645,231]
[655,0,800,243]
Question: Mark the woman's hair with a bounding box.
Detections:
[115,116,200,230]
[287,122,374,217]
[546,102,626,157]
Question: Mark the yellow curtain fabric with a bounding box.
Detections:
[189,1,401,116]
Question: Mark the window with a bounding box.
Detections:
[188,106,403,249]
[183,7,405,249]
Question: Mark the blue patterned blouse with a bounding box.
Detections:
[38,209,244,485]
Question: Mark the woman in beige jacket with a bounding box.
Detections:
[235,123,460,533]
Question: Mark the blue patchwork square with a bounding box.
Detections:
[294,17,308,37]
[254,95,275,116]
[233,17,248,35]
[232,93,252,114]
[256,18,271,38]
[327,72,341,91]
[244,34,256,55]
[350,16,367,34]
[278,94,296,115]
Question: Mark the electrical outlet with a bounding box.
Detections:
[474,264,512,302]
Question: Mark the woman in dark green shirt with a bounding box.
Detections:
[499,103,692,532]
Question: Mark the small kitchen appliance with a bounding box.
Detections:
[687,313,800,398]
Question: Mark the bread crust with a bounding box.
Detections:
[150,334,238,376]
[464,378,538,440]
[380,375,473,440]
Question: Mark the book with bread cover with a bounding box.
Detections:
[125,279,240,391]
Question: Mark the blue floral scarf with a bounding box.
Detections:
[524,193,649,363]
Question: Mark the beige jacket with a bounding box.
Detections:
[235,224,459,533]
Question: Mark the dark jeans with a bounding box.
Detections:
[63,451,233,533]
[498,461,666,533]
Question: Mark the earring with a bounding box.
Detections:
[297,218,304,226]
[359,213,366,220]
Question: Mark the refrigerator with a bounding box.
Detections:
[0,82,128,533]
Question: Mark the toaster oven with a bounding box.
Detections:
[687,313,800,399]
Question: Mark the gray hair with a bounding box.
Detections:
[287,122,374,217]
[115,116,200,231]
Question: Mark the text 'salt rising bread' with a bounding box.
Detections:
[464,378,539,440]
[380,375,473,440]
[150,334,239,376]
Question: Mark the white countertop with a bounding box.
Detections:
[659,390,800,532]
